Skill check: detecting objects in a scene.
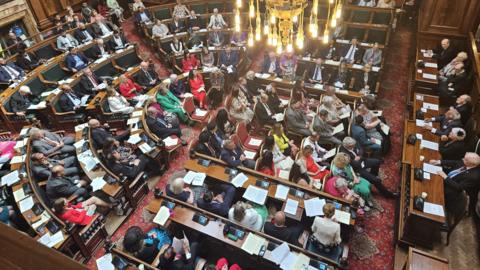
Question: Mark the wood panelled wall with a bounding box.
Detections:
[418,0,480,38]
[27,0,84,30]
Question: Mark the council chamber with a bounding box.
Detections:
[0,0,478,269]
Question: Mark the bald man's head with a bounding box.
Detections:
[274,211,286,226]
[51,165,65,177]
[88,119,100,128]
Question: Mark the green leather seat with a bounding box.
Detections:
[36,44,61,60]
[41,64,69,82]
[367,29,387,45]
[96,62,120,78]
[351,10,370,23]
[25,77,55,96]
[208,2,224,12]
[345,27,366,40]
[372,12,392,25]
[154,8,171,21]
[115,51,142,69]
[190,4,206,14]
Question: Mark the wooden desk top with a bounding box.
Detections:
[415,47,439,85]
[408,94,445,224]
[406,247,448,270]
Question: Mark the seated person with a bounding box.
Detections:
[16,48,42,72]
[438,62,467,97]
[105,146,149,180]
[79,67,107,96]
[181,50,199,72]
[0,204,15,227]
[31,152,79,180]
[215,109,235,143]
[229,86,254,123]
[188,10,203,31]
[258,151,276,176]
[188,70,207,109]
[285,100,312,136]
[123,226,164,264]
[303,132,328,164]
[200,47,215,68]
[92,18,115,37]
[351,115,381,152]
[262,51,281,76]
[208,8,227,30]
[319,39,339,60]
[264,211,304,246]
[439,127,467,161]
[53,196,111,225]
[263,136,294,174]
[109,30,129,50]
[135,7,152,25]
[220,139,256,169]
[203,121,223,156]
[156,83,189,123]
[9,85,32,116]
[355,0,376,7]
[146,106,183,140]
[59,84,83,112]
[324,176,366,212]
[339,37,363,64]
[353,64,378,93]
[228,201,266,231]
[186,31,203,50]
[272,123,299,157]
[166,177,194,203]
[362,42,382,66]
[65,47,90,72]
[438,52,467,78]
[310,203,342,254]
[354,104,384,142]
[119,74,145,102]
[423,107,463,139]
[219,46,238,72]
[158,240,199,270]
[377,0,395,8]
[296,145,330,189]
[172,0,190,18]
[88,38,113,59]
[454,94,472,125]
[197,184,235,217]
[56,31,79,51]
[168,74,186,98]
[324,86,352,115]
[29,128,75,157]
[264,83,284,114]
[46,165,88,201]
[88,118,130,148]
[307,58,327,84]
[169,36,184,56]
[169,15,186,34]
[132,0,145,11]
[332,152,372,204]
[208,29,225,47]
[215,258,242,270]
[328,60,351,89]
[136,61,159,88]
[106,87,134,114]
[313,109,343,146]
[279,52,297,80]
[152,19,170,38]
[0,57,25,83]
[230,31,247,47]
[194,131,217,157]
[74,22,96,44]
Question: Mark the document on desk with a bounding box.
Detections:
[352,64,364,69]
[423,202,445,217]
[75,123,88,132]
[268,242,290,265]
[424,62,438,68]
[37,233,52,247]
[423,163,442,175]
[131,110,143,118]
[313,83,323,90]
[19,196,34,213]
[153,206,170,226]
[231,173,248,188]
[380,123,390,135]
[273,113,284,122]
[48,231,64,247]
[1,170,19,186]
[127,118,140,125]
[10,154,26,165]
[422,73,437,80]
[163,136,179,147]
[339,112,351,119]
[96,253,115,270]
[415,119,432,127]
[13,188,27,202]
[304,197,326,217]
[284,199,299,216]
[74,139,86,149]
[372,66,380,72]
[423,172,431,180]
[91,177,107,192]
[422,102,439,111]
[191,172,206,186]
[334,209,351,225]
[82,156,98,172]
[420,140,439,151]
[323,148,337,160]
[278,170,290,180]
[243,185,268,205]
[183,171,198,185]
[139,143,153,154]
[274,184,290,200]
[248,138,263,147]
[241,233,266,255]
[280,252,311,270]
[325,59,340,66]
[244,150,256,160]
[126,134,142,145]
[195,108,208,117]
[333,124,344,135]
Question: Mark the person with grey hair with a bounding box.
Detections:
[312,109,342,146]
[145,106,185,143]
[439,127,467,160]
[285,100,311,136]
[318,96,342,126]
[9,85,32,115]
[166,177,194,203]
[453,94,472,125]
[168,73,186,98]
[30,128,75,157]
[303,132,328,164]
[424,107,463,140]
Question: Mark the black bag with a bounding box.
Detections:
[407,134,417,145]
[413,195,425,211]
[416,109,425,120]
[414,168,424,181]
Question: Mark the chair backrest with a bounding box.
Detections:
[187,138,199,158]
[25,77,50,96]
[96,62,118,78]
[182,96,196,115]
[41,63,68,82]
[229,134,243,150]
[36,44,61,60]
[345,27,366,41]
[154,8,171,21]
[350,10,371,23]
[367,29,387,45]
[190,4,206,14]
[236,121,249,144]
[53,94,64,113]
[115,51,142,68]
[372,12,392,25]
[448,191,469,230]
[254,156,263,170]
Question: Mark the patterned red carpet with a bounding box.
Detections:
[87,20,414,269]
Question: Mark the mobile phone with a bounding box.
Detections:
[255,179,269,189]
[32,203,44,216]
[192,213,208,225]
[46,220,60,234]
[162,201,175,210]
[198,159,211,167]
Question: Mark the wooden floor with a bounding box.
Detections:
[394,216,480,269]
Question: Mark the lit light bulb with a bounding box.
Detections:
[270,15,276,24]
[286,43,293,52]
[296,37,304,49]
[255,29,261,41]
[293,16,298,23]
[276,44,282,54]
[264,24,269,35]
[336,6,342,19]
[267,36,273,46]
[323,30,330,44]
[331,18,337,28]
[311,25,318,38]
[248,35,254,46]
[249,5,255,18]
[329,0,334,3]
[236,0,242,8]
[272,35,278,46]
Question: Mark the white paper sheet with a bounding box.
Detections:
[415,119,432,127]
[139,143,153,154]
[284,199,299,215]
[334,209,351,224]
[339,112,351,119]
[420,140,439,151]
[241,233,266,255]
[280,252,298,270]
[423,172,431,180]
[91,177,107,191]
[278,170,290,179]
[248,138,262,146]
[127,118,140,125]
[164,136,179,147]
[13,188,27,202]
[274,184,289,200]
[273,113,284,122]
[424,62,438,68]
[47,231,64,247]
[422,73,437,80]
[380,123,390,135]
[231,173,248,188]
[323,148,337,159]
[19,196,34,213]
[244,150,256,160]
[127,134,142,144]
[423,202,445,217]
[10,155,26,165]
[242,185,268,205]
[333,124,344,135]
[74,123,88,132]
[423,163,442,174]
[422,102,439,111]
[304,197,326,217]
[191,172,206,186]
[153,206,170,226]
[1,170,19,186]
[270,242,290,265]
[132,110,143,117]
[96,253,115,270]
[73,139,86,149]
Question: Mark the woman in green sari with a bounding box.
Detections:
[331,152,372,203]
[156,83,188,123]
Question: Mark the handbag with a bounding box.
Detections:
[407,134,417,145]
[414,168,424,181]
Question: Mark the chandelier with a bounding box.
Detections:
[234,0,343,53]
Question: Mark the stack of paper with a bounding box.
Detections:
[19,196,34,213]
[323,148,337,160]
[91,177,107,191]
[80,156,98,172]
[334,209,351,224]
[304,197,326,217]
[423,163,442,175]
[13,188,27,202]
[1,170,19,186]
[241,233,267,255]
[420,140,438,151]
[38,231,65,248]
[153,206,170,226]
[127,134,142,144]
[96,253,115,270]
[280,252,310,270]
[333,124,344,135]
[284,199,299,215]
[423,202,445,217]
[10,155,26,165]
[183,171,206,186]
[265,242,290,265]
[243,185,268,205]
[164,136,179,147]
[274,185,289,200]
[231,173,248,188]
[139,143,153,154]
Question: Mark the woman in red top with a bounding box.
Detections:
[181,50,199,72]
[297,145,330,188]
[119,74,143,100]
[258,151,275,176]
[188,70,206,109]
[53,196,110,225]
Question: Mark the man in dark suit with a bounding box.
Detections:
[439,128,467,161]
[109,30,129,51]
[255,93,276,126]
[145,107,184,141]
[0,57,25,83]
[169,15,186,33]
[30,128,75,157]
[262,51,281,76]
[78,67,105,96]
[220,139,255,169]
[219,47,238,70]
[31,153,79,180]
[16,48,42,71]
[454,94,472,125]
[319,39,339,60]
[74,22,96,44]
[433,152,480,212]
[205,121,222,156]
[46,165,88,201]
[135,7,152,25]
[423,107,463,138]
[196,184,235,217]
[353,64,378,92]
[65,47,90,72]
[307,58,327,84]
[59,84,83,112]
[136,61,158,88]
[286,100,311,136]
[351,115,381,152]
[9,85,31,115]
[340,38,363,64]
[88,118,130,149]
[88,38,113,60]
[264,211,304,246]
[92,19,115,37]
[5,32,22,55]
[433,39,457,70]
[168,74,186,98]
